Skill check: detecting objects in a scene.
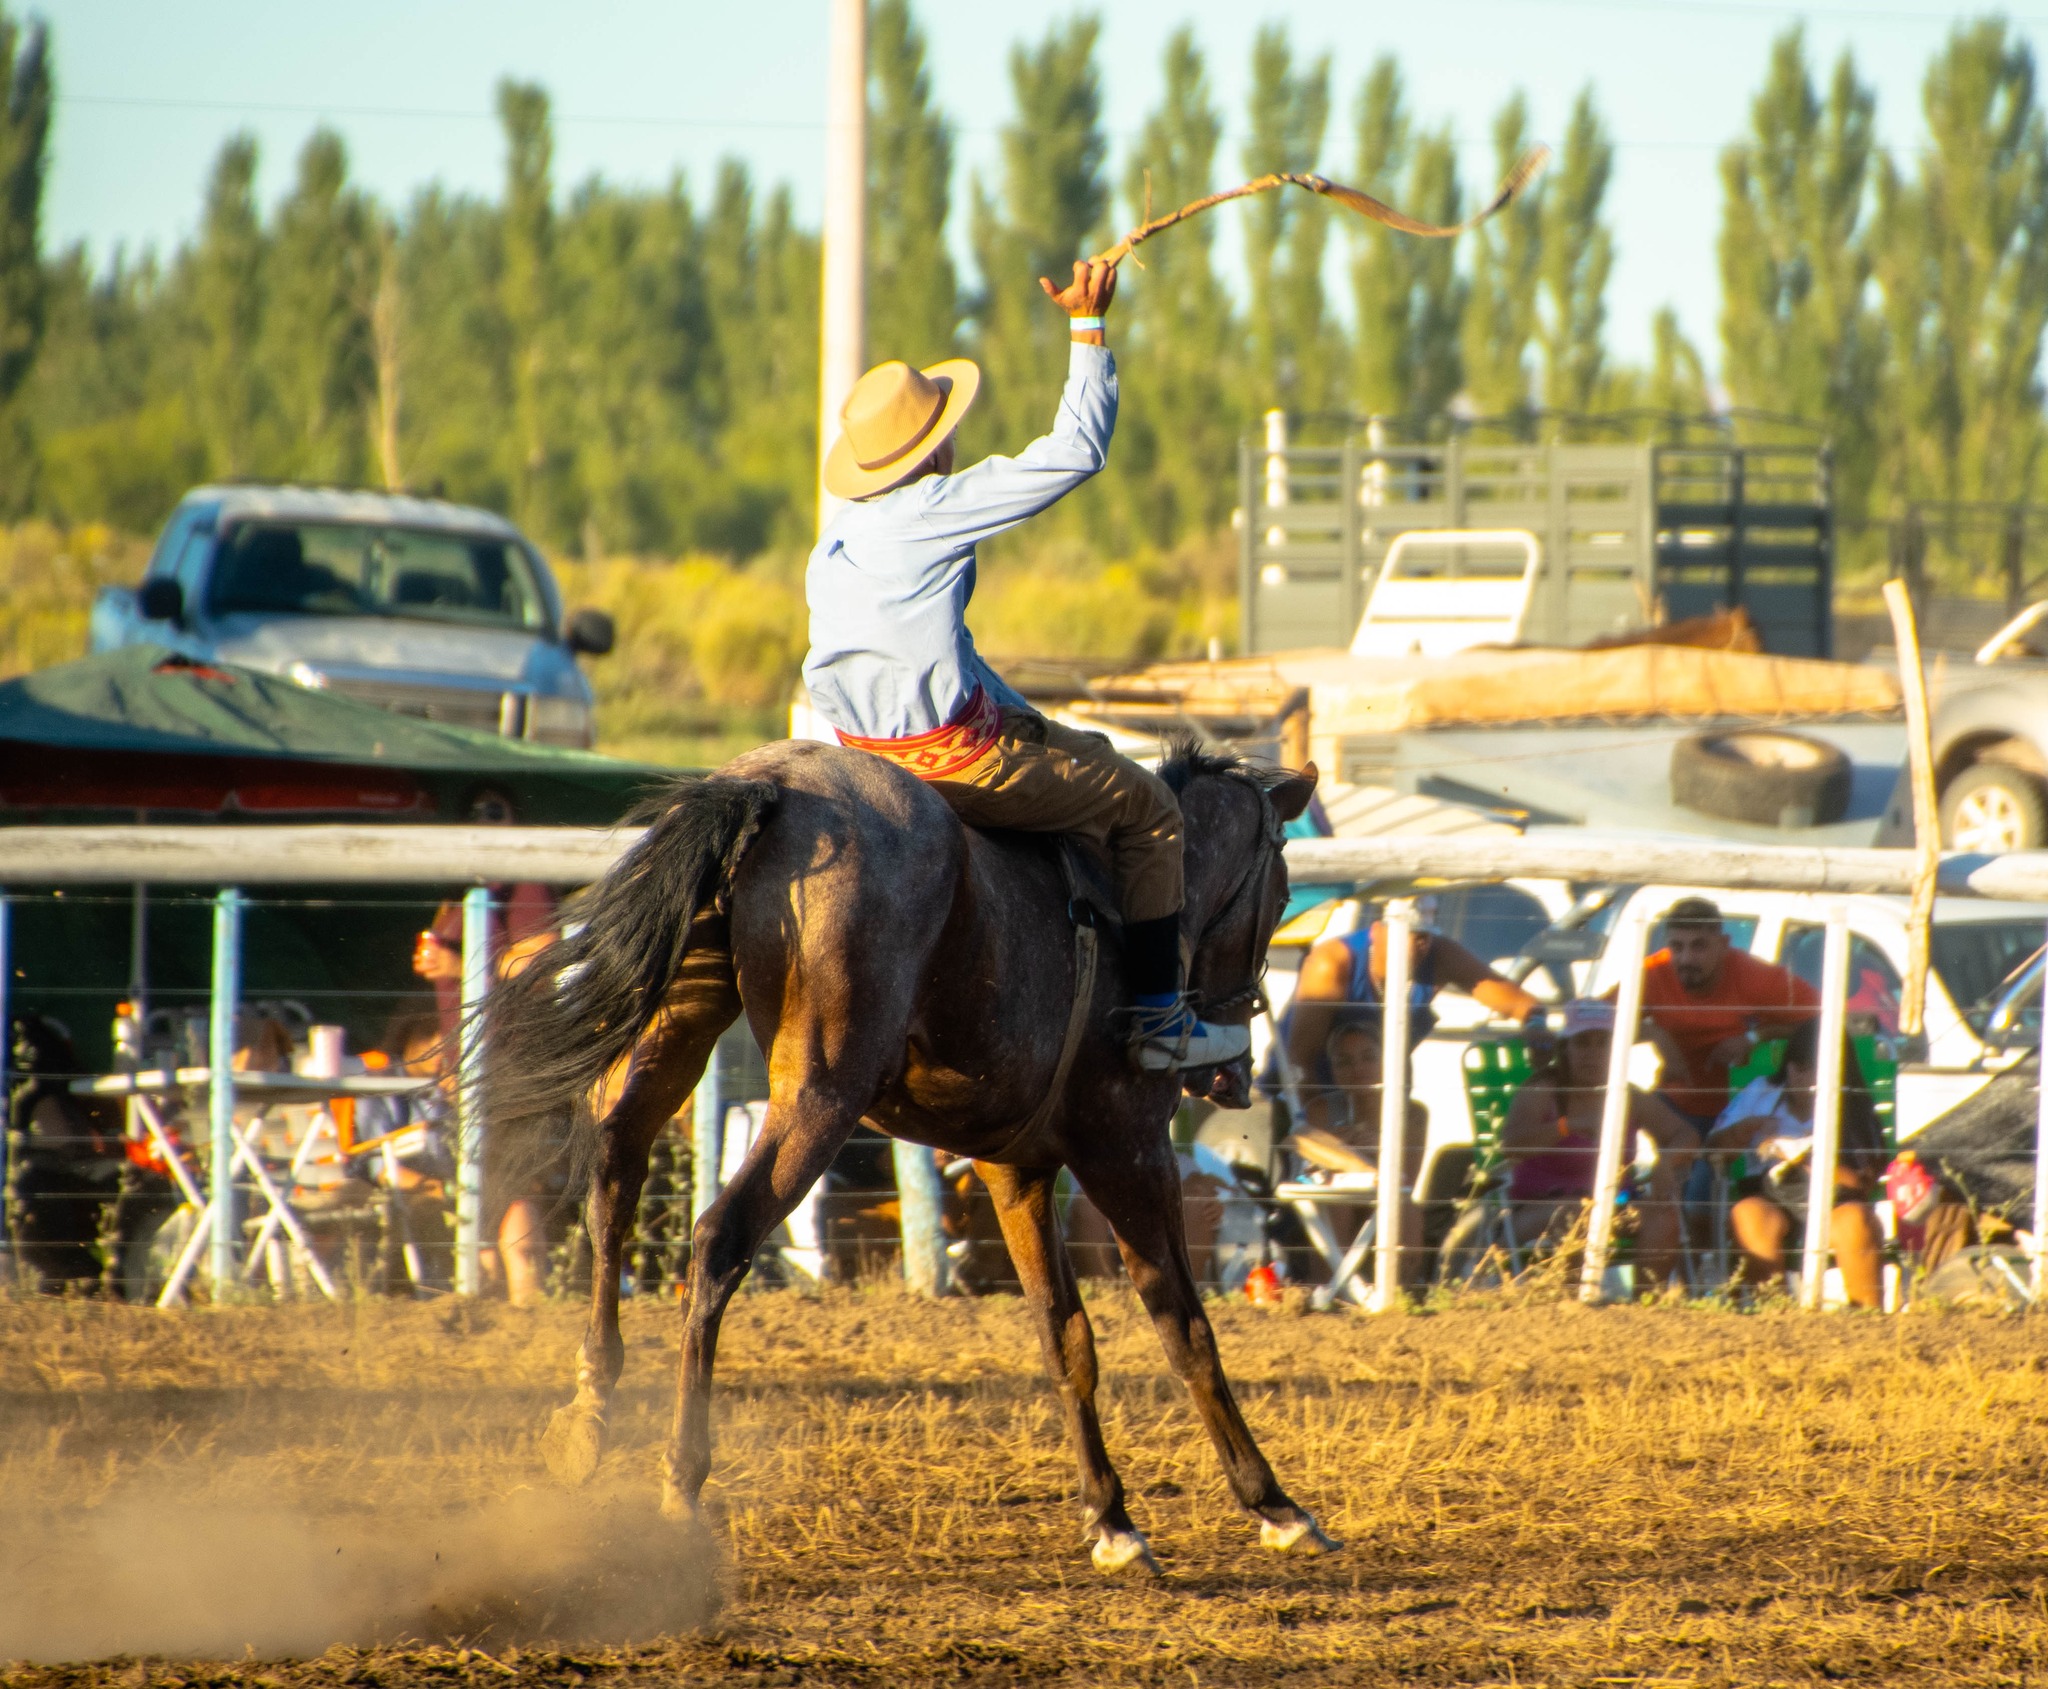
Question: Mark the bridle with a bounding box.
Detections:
[1187,772,1288,1022]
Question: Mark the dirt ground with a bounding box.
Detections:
[4,1285,2048,1688]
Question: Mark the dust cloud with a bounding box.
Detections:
[0,1487,719,1662]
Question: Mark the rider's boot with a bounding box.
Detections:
[1121,912,1252,1072]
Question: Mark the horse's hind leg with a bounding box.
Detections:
[659,1080,862,1523]
[978,1161,1156,1575]
[1073,1147,1339,1557]
[544,936,737,1486]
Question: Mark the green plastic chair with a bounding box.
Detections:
[1724,1035,1897,1153]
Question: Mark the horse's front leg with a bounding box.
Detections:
[1073,1144,1339,1557]
[660,1086,857,1523]
[541,1012,706,1487]
[978,1160,1156,1575]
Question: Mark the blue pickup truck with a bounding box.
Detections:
[90,484,614,748]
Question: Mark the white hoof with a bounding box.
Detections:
[1259,1514,1341,1555]
[1091,1528,1162,1576]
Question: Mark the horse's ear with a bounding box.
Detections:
[1268,761,1318,822]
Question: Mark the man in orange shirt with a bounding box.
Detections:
[1634,896,1820,1130]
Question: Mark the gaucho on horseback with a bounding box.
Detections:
[485,253,1333,1576]
[806,255,1245,1073]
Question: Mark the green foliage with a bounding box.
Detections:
[1718,30,1881,512]
[867,0,957,371]
[0,9,47,413]
[187,135,265,478]
[1874,18,2048,526]
[1538,89,1615,428]
[1108,27,1238,543]
[0,520,148,680]
[1462,95,1544,435]
[1348,58,1464,429]
[1241,25,1335,415]
[966,15,1108,467]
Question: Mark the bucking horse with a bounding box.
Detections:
[482,734,1329,1574]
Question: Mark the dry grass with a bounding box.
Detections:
[5,1286,2048,1686]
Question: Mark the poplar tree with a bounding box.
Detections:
[188,135,266,478]
[396,185,509,511]
[1348,58,1464,430]
[1462,93,1542,434]
[1538,88,1614,430]
[1874,19,2048,525]
[0,7,48,411]
[966,16,1107,459]
[867,0,956,370]
[1113,26,1236,541]
[265,129,373,484]
[497,79,567,540]
[1241,25,1334,415]
[1718,30,1881,516]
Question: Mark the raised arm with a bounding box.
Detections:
[912,258,1119,555]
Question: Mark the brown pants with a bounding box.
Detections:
[928,707,1184,923]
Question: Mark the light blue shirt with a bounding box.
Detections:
[803,341,1117,740]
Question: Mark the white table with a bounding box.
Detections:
[73,1067,434,1305]
[1275,1173,1382,1310]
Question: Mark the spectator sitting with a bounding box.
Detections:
[1282,899,1544,1120]
[1500,1000,1700,1288]
[1706,1018,1885,1307]
[1285,1019,1430,1284]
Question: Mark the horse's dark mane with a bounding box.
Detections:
[1157,733,1248,795]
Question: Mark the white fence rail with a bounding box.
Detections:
[4,823,2047,1308]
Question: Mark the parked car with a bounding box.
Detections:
[1876,598,2048,852]
[91,485,614,748]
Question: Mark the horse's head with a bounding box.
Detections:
[1159,739,1317,1109]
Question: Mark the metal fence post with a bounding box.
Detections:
[1799,905,1852,1308]
[456,885,492,1297]
[1374,898,1416,1311]
[893,1139,948,1297]
[208,888,244,1292]
[690,1042,723,1230]
[1581,914,1650,1303]
[0,891,10,1277]
[2032,915,2048,1304]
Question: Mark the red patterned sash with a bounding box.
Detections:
[835,687,1001,779]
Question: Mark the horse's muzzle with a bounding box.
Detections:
[1186,1053,1254,1109]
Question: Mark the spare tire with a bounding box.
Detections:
[1670,729,1851,828]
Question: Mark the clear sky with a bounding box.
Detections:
[32,0,2045,378]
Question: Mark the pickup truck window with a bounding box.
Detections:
[1779,922,1903,1035]
[207,522,548,633]
[1928,920,2047,1033]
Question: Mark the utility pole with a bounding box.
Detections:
[816,0,866,535]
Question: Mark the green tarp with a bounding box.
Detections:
[0,646,672,826]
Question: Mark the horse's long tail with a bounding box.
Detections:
[480,776,778,1199]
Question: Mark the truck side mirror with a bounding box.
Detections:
[566,608,615,656]
[138,578,184,624]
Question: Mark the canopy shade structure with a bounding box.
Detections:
[0,646,673,827]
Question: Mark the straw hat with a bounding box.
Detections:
[824,357,981,499]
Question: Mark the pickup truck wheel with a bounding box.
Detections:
[1669,730,1851,828]
[1939,762,2048,852]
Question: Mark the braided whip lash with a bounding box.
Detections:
[1089,145,1550,269]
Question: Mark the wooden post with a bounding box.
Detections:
[456,885,492,1296]
[893,1139,948,1297]
[815,0,865,533]
[1884,578,1940,1038]
[1373,899,1416,1311]
[1798,905,1851,1308]
[1580,913,1650,1303]
[207,888,244,1292]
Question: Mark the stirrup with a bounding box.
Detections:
[1119,995,1252,1073]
